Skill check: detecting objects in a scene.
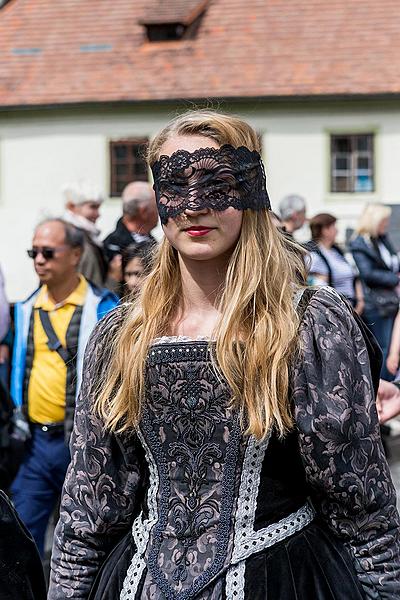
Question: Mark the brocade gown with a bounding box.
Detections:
[48,288,400,599]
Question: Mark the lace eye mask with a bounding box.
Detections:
[151,144,271,224]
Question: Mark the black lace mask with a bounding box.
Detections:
[151,144,271,224]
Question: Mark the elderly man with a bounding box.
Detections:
[11,219,118,556]
[278,194,307,236]
[103,181,158,260]
[63,180,108,287]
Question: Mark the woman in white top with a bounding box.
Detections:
[307,213,364,314]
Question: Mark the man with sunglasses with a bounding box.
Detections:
[10,218,118,558]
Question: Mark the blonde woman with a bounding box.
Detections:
[350,203,400,380]
[49,111,400,599]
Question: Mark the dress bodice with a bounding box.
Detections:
[121,340,312,599]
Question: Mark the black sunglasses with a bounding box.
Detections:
[27,246,66,260]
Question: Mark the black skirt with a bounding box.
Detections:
[89,520,366,599]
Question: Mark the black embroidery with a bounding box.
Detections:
[151,145,271,224]
[142,342,242,599]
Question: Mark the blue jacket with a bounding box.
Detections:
[11,281,118,411]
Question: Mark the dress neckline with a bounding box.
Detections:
[152,335,212,345]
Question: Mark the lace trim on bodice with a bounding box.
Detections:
[152,335,212,344]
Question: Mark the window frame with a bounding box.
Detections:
[109,138,149,197]
[329,132,375,194]
[324,126,379,203]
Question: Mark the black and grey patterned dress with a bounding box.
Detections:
[48,288,400,599]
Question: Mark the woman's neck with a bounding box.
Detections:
[172,254,229,337]
[319,239,333,250]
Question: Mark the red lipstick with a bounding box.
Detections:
[184,226,214,237]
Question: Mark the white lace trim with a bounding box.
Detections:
[120,428,159,600]
[152,335,211,344]
[234,501,315,563]
[232,434,271,562]
[225,560,246,600]
[227,433,315,595]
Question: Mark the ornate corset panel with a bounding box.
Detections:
[137,341,242,599]
[120,341,315,600]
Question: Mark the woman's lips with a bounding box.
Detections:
[184,226,214,237]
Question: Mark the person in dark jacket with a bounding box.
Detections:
[350,203,400,379]
[103,181,158,260]
[0,489,46,600]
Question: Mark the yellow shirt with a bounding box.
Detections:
[28,276,88,423]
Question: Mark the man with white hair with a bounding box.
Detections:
[63,181,108,287]
[103,181,158,260]
[278,194,307,236]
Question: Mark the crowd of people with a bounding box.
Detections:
[0,180,158,597]
[278,195,400,382]
[0,108,400,598]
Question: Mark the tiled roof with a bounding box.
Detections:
[140,0,208,25]
[1,0,400,107]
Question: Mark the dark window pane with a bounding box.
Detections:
[114,145,127,160]
[116,164,128,177]
[335,155,350,170]
[116,180,126,194]
[110,138,149,195]
[332,137,352,153]
[357,155,370,170]
[134,163,148,177]
[146,23,186,42]
[357,136,370,151]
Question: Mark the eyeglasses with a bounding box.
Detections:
[27,246,67,260]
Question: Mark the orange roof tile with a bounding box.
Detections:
[1,0,400,108]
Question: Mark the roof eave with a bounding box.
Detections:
[1,91,400,112]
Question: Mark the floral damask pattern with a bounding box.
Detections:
[48,289,400,599]
[293,287,400,599]
[142,342,241,598]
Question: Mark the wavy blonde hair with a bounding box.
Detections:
[355,203,391,238]
[94,110,307,439]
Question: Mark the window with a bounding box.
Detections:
[146,23,187,42]
[330,133,374,193]
[110,139,149,196]
[141,0,207,43]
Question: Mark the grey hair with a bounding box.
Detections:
[122,181,155,217]
[35,218,85,250]
[279,194,306,221]
[62,180,104,206]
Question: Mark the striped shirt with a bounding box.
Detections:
[309,246,355,299]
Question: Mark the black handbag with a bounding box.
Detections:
[368,287,399,318]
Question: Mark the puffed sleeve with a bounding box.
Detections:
[293,286,400,599]
[48,307,145,599]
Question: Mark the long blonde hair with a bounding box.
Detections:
[94,110,307,439]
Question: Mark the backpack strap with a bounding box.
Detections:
[38,308,74,365]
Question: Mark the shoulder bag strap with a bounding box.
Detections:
[38,308,71,365]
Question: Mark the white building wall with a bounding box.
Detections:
[0,103,400,299]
